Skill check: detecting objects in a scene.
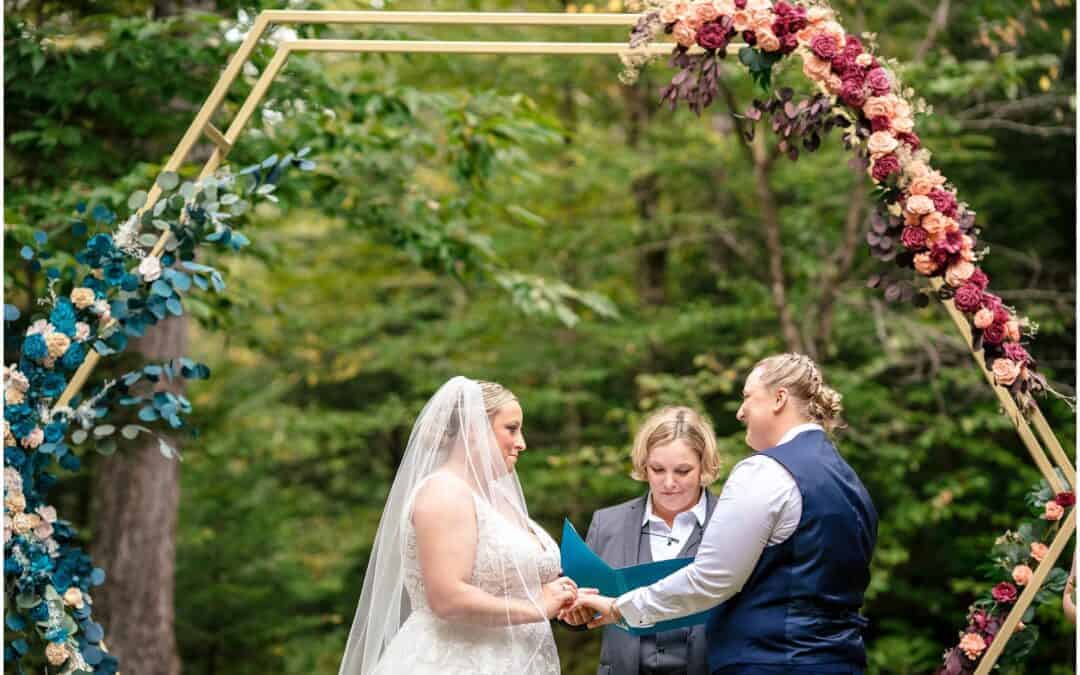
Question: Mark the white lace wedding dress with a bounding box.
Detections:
[369,490,562,675]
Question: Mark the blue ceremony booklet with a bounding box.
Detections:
[559,519,711,636]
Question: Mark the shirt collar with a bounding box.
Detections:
[642,487,708,527]
[777,422,825,447]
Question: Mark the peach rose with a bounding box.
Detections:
[5,388,24,406]
[12,512,37,535]
[892,115,915,134]
[992,358,1022,386]
[673,21,697,47]
[756,28,781,52]
[692,1,720,23]
[863,95,899,120]
[974,308,994,329]
[1012,564,1033,586]
[802,53,833,81]
[45,642,68,667]
[22,427,44,449]
[907,176,938,196]
[903,210,923,227]
[959,632,986,660]
[1044,500,1065,521]
[660,1,689,23]
[894,99,913,119]
[746,0,773,11]
[945,261,975,288]
[1006,320,1021,342]
[826,74,844,95]
[63,587,85,608]
[905,159,932,179]
[906,194,936,216]
[922,213,954,236]
[5,493,26,514]
[45,332,70,358]
[731,9,751,31]
[867,131,900,157]
[4,423,15,447]
[750,10,774,33]
[1030,542,1048,562]
[713,0,736,15]
[70,287,96,310]
[925,169,948,186]
[807,6,833,24]
[914,252,937,275]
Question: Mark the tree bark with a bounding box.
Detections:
[90,314,187,675]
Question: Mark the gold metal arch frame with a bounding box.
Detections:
[49,11,1074,674]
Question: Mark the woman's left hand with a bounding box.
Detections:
[567,590,620,629]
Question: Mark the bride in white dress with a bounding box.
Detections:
[338,377,577,675]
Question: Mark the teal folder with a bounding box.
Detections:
[559,519,711,636]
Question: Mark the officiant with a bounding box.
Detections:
[581,406,721,675]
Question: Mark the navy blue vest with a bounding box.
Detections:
[706,430,877,671]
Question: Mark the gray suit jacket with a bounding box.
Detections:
[585,490,718,675]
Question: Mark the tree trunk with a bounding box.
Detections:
[91,314,187,675]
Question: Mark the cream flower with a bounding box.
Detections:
[5,388,24,406]
[731,9,751,31]
[5,492,26,514]
[974,308,994,329]
[70,287,96,310]
[855,53,874,67]
[891,115,915,134]
[12,512,37,535]
[75,322,91,342]
[36,505,57,523]
[63,587,85,609]
[867,131,900,157]
[33,520,53,541]
[5,367,29,393]
[1030,542,1049,562]
[5,467,22,492]
[45,642,69,667]
[712,0,736,15]
[992,358,1022,386]
[26,319,54,336]
[905,194,936,216]
[138,255,163,282]
[1012,564,1033,586]
[45,332,71,359]
[22,427,44,449]
[749,10,774,32]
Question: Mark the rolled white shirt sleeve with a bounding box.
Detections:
[615,454,800,628]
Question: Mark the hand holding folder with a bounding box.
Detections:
[558,519,711,635]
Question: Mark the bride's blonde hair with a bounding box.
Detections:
[477,380,517,416]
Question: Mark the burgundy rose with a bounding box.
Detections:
[841,78,867,107]
[930,188,959,218]
[780,33,799,53]
[810,34,838,60]
[830,53,857,77]
[866,67,891,95]
[968,268,989,290]
[930,246,952,268]
[742,29,757,46]
[991,582,1018,604]
[954,283,984,313]
[981,292,1002,309]
[734,0,747,8]
[982,322,1007,345]
[1055,491,1076,507]
[843,35,864,56]
[1003,342,1031,365]
[992,306,1010,324]
[970,610,989,631]
[901,225,928,250]
[871,115,892,132]
[897,131,921,149]
[871,154,901,182]
[938,230,964,254]
[697,21,730,50]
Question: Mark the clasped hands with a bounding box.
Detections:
[554,586,620,629]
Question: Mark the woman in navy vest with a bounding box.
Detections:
[572,354,878,675]
[575,407,722,675]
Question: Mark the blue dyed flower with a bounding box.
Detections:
[4,557,22,576]
[23,334,47,361]
[43,626,68,643]
[121,273,139,292]
[103,263,126,287]
[40,373,66,398]
[44,421,67,444]
[49,299,76,337]
[28,601,49,622]
[60,343,85,371]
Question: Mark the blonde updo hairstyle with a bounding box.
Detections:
[477,380,517,417]
[752,353,845,433]
[630,406,721,486]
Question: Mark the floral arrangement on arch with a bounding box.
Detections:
[938,482,1073,673]
[623,0,1057,412]
[3,150,314,673]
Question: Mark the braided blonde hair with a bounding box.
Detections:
[753,353,845,433]
[630,406,721,486]
[477,380,517,417]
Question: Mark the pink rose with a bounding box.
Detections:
[900,226,929,250]
[953,284,984,313]
[840,77,867,107]
[870,154,900,182]
[1012,564,1033,586]
[756,28,781,52]
[905,194,935,215]
[913,252,938,275]
[673,21,698,47]
[810,32,838,59]
[945,261,975,288]
[967,269,989,293]
[991,358,1022,386]
[991,581,1018,604]
[959,632,987,661]
[929,188,958,217]
[866,67,891,95]
[1044,500,1065,521]
[22,427,44,449]
[1030,542,1048,562]
[867,131,899,157]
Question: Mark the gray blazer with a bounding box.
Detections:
[584,490,718,675]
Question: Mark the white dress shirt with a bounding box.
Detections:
[643,487,709,562]
[616,423,822,628]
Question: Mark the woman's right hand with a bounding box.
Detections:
[541,577,578,619]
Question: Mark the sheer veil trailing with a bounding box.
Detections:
[338,376,549,675]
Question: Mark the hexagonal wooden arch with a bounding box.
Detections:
[51,11,1074,674]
